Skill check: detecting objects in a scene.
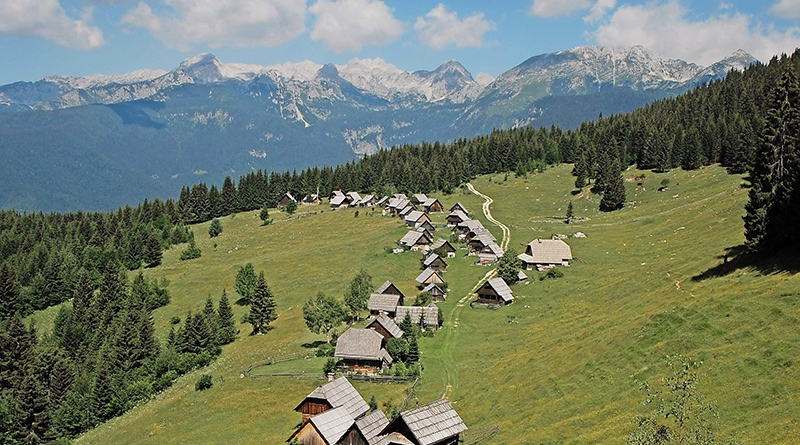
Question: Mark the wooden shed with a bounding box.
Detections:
[422,253,447,272]
[377,399,467,445]
[394,305,440,329]
[421,283,446,302]
[293,376,370,424]
[417,219,436,234]
[375,281,405,300]
[430,238,456,258]
[365,314,404,340]
[415,268,444,287]
[449,202,469,214]
[368,293,402,318]
[446,210,469,227]
[517,238,573,271]
[421,198,444,213]
[476,277,514,306]
[334,329,393,374]
[277,191,297,207]
[405,211,431,228]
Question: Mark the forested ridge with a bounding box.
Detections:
[0,49,798,443]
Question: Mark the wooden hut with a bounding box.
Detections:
[476,277,514,306]
[477,243,503,265]
[404,211,431,228]
[422,253,447,271]
[377,399,467,445]
[415,268,444,287]
[368,294,402,318]
[400,230,433,251]
[517,238,573,271]
[334,329,393,374]
[422,198,444,213]
[446,210,469,227]
[421,283,446,302]
[375,281,405,300]
[293,376,370,424]
[365,314,404,340]
[417,219,436,233]
[430,239,456,258]
[449,202,469,214]
[277,191,297,207]
[394,305,440,329]
[410,193,428,205]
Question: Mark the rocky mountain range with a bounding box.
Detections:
[0,45,756,211]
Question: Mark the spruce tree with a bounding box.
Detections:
[216,290,236,345]
[247,273,277,335]
[600,148,626,212]
[0,264,17,319]
[14,366,52,444]
[234,263,257,305]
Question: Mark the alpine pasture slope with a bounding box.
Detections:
[61,165,800,444]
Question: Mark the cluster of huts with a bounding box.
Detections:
[290,376,467,445]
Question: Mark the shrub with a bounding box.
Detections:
[541,268,564,280]
[316,343,335,357]
[208,218,223,238]
[169,316,181,325]
[285,200,298,215]
[180,240,202,260]
[323,358,338,376]
[195,374,213,391]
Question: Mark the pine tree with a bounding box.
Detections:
[216,290,236,345]
[0,264,17,320]
[143,231,162,268]
[407,336,420,364]
[14,365,53,444]
[221,176,238,216]
[600,154,626,212]
[247,272,277,335]
[566,201,574,223]
[208,218,223,238]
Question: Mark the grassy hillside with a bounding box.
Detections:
[50,164,799,444]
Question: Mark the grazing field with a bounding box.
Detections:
[28,164,796,444]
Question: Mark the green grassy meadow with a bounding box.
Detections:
[34,164,797,444]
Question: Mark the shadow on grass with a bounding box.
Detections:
[692,245,800,281]
[301,340,327,349]
[235,297,249,306]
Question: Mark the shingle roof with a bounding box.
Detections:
[523,239,573,264]
[375,281,404,298]
[366,314,404,339]
[457,219,485,231]
[390,399,467,445]
[358,194,375,205]
[347,192,362,203]
[297,376,370,418]
[430,239,455,252]
[411,193,428,203]
[392,193,407,200]
[422,198,440,208]
[372,432,416,445]
[485,277,514,303]
[395,305,439,327]
[518,270,528,281]
[450,202,468,214]
[356,410,390,442]
[331,195,347,206]
[335,329,392,364]
[481,243,503,257]
[422,254,446,268]
[398,205,414,217]
[422,283,445,297]
[400,230,431,247]
[376,196,389,207]
[405,211,427,224]
[310,406,355,445]
[415,267,442,284]
[447,210,469,222]
[368,294,401,313]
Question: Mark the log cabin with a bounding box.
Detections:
[430,239,456,258]
[334,329,393,374]
[476,277,514,306]
[365,314,404,340]
[293,376,370,424]
[517,238,573,271]
[374,281,405,300]
[415,268,444,288]
[422,254,447,272]
[375,399,467,445]
[277,191,297,207]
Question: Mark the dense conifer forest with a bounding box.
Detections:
[0,49,798,443]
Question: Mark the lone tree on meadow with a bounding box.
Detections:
[234,263,257,305]
[208,218,223,238]
[302,292,348,343]
[600,146,626,212]
[565,201,574,224]
[247,272,276,335]
[344,269,373,321]
[285,200,298,215]
[259,204,271,225]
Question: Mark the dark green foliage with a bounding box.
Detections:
[566,201,574,223]
[385,338,409,363]
[407,336,420,364]
[541,268,564,280]
[259,205,271,225]
[208,218,223,238]
[398,312,416,339]
[497,248,522,284]
[413,292,431,307]
[247,272,277,335]
[343,269,372,320]
[368,395,378,412]
[285,200,298,215]
[234,263,257,305]
[303,292,347,343]
[315,343,335,357]
[216,290,236,345]
[195,374,213,391]
[322,358,337,376]
[744,58,800,253]
[179,239,202,261]
[600,146,626,212]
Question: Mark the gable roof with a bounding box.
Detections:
[375,281,405,298]
[398,205,414,217]
[430,238,456,252]
[422,254,446,268]
[366,314,404,339]
[355,410,390,442]
[483,277,514,303]
[421,283,445,296]
[358,194,375,205]
[372,432,416,445]
[395,305,439,327]
[480,243,504,257]
[346,192,362,203]
[457,219,485,231]
[447,210,469,222]
[309,406,356,444]
[331,195,347,206]
[375,196,389,207]
[411,193,428,203]
[415,267,442,284]
[279,191,296,202]
[400,230,431,247]
[295,376,370,418]
[335,329,392,364]
[404,211,428,224]
[450,202,468,213]
[522,239,573,264]
[368,294,401,313]
[382,399,467,445]
[422,198,441,208]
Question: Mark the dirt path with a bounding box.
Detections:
[466,183,511,251]
[439,183,509,400]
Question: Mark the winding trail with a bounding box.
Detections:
[466,183,511,251]
[439,183,510,400]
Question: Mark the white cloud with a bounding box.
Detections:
[593,1,800,65]
[120,0,307,51]
[309,0,403,52]
[0,0,104,50]
[529,0,592,18]
[771,0,800,18]
[414,4,495,50]
[584,0,615,24]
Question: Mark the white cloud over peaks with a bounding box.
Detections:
[120,0,307,51]
[309,0,403,52]
[0,0,104,50]
[529,0,591,17]
[414,4,495,50]
[584,0,615,24]
[771,0,800,19]
[593,1,800,66]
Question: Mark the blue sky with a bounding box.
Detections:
[2,0,800,85]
